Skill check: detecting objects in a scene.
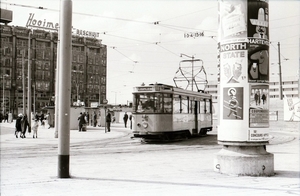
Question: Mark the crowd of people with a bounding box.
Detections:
[77,110,132,133]
[10,110,132,139]
[14,112,51,139]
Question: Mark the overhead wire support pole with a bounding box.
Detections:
[27,30,32,132]
[57,0,72,178]
[278,42,283,100]
[22,50,26,115]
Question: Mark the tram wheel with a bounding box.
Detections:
[199,129,207,136]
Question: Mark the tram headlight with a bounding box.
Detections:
[142,122,148,128]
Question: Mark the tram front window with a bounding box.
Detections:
[134,93,172,113]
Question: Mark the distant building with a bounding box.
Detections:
[0,24,107,116]
[206,75,299,102]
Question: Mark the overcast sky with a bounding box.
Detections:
[1,0,299,104]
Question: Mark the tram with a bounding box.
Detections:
[132,83,213,142]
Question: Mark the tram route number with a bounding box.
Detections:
[184,31,204,38]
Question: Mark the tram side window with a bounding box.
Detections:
[199,99,205,114]
[173,95,181,113]
[181,96,188,114]
[163,94,172,113]
[206,99,211,113]
[190,100,195,114]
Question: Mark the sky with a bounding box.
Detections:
[1,0,299,104]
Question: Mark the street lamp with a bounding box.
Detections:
[111,91,119,105]
[91,75,101,106]
[72,70,83,104]
[2,74,9,114]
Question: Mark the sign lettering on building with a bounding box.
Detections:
[26,13,100,38]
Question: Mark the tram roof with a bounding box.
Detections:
[133,83,211,98]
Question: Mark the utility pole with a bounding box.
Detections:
[54,31,60,138]
[57,0,72,178]
[22,50,25,115]
[27,31,32,132]
[278,42,283,100]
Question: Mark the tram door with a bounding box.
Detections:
[194,100,198,134]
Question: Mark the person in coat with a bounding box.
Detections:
[20,114,30,138]
[15,113,23,138]
[123,112,128,128]
[106,110,111,132]
[78,112,86,132]
[93,111,97,127]
[32,119,39,138]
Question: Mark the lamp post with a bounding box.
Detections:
[91,75,101,106]
[98,75,101,106]
[72,70,83,104]
[111,91,118,105]
[22,50,26,115]
[2,74,9,114]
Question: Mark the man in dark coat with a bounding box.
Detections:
[106,110,111,132]
[78,112,86,132]
[15,113,23,138]
[123,112,128,128]
[20,114,29,138]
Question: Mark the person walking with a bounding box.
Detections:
[20,114,30,138]
[32,119,39,138]
[78,112,86,132]
[47,112,51,129]
[129,114,132,130]
[15,113,23,138]
[106,110,111,132]
[40,112,45,127]
[86,112,89,126]
[4,112,8,123]
[93,111,97,127]
[123,112,128,128]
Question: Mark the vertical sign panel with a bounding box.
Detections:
[247,0,269,141]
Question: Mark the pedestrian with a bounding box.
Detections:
[106,110,111,132]
[35,112,39,121]
[261,93,266,105]
[46,112,51,129]
[78,112,86,132]
[93,111,97,127]
[40,112,45,127]
[32,119,39,138]
[4,112,8,123]
[129,114,132,130]
[86,112,89,126]
[20,114,30,138]
[123,112,128,128]
[15,113,23,138]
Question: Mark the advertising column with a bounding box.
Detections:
[215,0,274,176]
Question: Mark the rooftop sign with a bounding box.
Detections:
[26,13,100,38]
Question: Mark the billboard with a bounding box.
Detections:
[284,98,300,121]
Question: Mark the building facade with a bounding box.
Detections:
[0,24,107,117]
[206,75,299,102]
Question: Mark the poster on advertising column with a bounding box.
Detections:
[247,0,269,142]
[223,87,244,120]
[247,0,269,83]
[249,84,269,128]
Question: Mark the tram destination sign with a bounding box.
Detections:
[136,87,153,91]
[26,13,100,38]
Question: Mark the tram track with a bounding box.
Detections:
[1,129,221,159]
[2,125,295,159]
